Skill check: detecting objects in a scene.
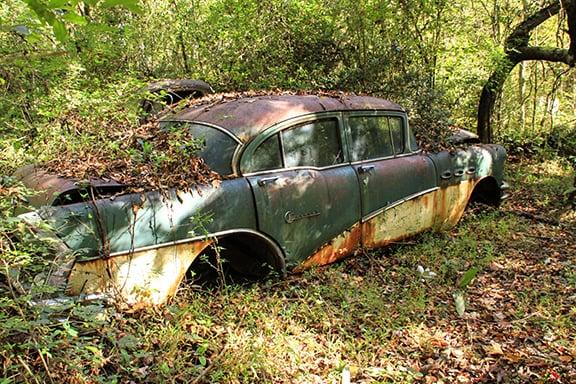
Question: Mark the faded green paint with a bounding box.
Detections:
[19,96,508,305]
[247,166,361,268]
[39,178,257,259]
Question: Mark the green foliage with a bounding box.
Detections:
[457,267,479,289]
[19,0,141,44]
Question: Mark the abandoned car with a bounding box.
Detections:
[17,95,508,305]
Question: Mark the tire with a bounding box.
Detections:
[138,79,214,122]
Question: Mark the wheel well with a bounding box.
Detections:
[469,177,501,207]
[187,232,286,283]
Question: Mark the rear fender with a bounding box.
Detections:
[67,239,213,307]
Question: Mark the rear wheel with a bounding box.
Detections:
[186,234,285,287]
[469,177,502,207]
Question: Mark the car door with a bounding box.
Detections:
[241,114,361,268]
[345,112,438,248]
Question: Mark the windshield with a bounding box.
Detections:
[160,121,239,175]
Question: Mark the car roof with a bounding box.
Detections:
[166,94,404,143]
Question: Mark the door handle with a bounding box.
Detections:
[358,165,375,174]
[257,176,279,186]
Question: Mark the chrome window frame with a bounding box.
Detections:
[239,109,421,176]
[240,112,347,176]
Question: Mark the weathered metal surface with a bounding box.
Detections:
[144,79,213,95]
[247,165,361,268]
[68,239,211,306]
[295,178,480,270]
[170,95,404,143]
[355,155,437,218]
[363,180,475,249]
[14,165,124,208]
[40,177,257,259]
[294,222,362,271]
[433,179,477,228]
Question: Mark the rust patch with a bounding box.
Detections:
[296,180,480,271]
[363,180,478,249]
[363,193,435,249]
[67,239,212,306]
[434,179,476,229]
[294,223,362,272]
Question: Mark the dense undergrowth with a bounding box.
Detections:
[0,153,574,383]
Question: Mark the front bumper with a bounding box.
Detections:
[500,181,510,201]
[17,211,75,294]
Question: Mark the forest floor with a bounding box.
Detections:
[2,154,575,384]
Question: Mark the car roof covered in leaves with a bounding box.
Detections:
[165,94,404,143]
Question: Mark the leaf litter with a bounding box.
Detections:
[42,116,221,193]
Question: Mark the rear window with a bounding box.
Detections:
[160,122,239,175]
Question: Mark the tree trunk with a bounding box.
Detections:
[518,63,526,132]
[477,0,575,143]
[477,60,516,143]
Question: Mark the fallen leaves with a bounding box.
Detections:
[42,117,221,193]
[485,342,504,356]
[38,90,466,194]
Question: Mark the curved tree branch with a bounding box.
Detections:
[477,0,575,143]
[512,46,574,63]
[506,1,562,49]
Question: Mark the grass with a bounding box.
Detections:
[1,153,575,383]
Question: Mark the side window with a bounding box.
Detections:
[282,119,343,167]
[408,126,420,152]
[349,116,393,161]
[389,117,404,154]
[245,134,282,172]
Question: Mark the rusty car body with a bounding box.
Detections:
[17,95,508,306]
